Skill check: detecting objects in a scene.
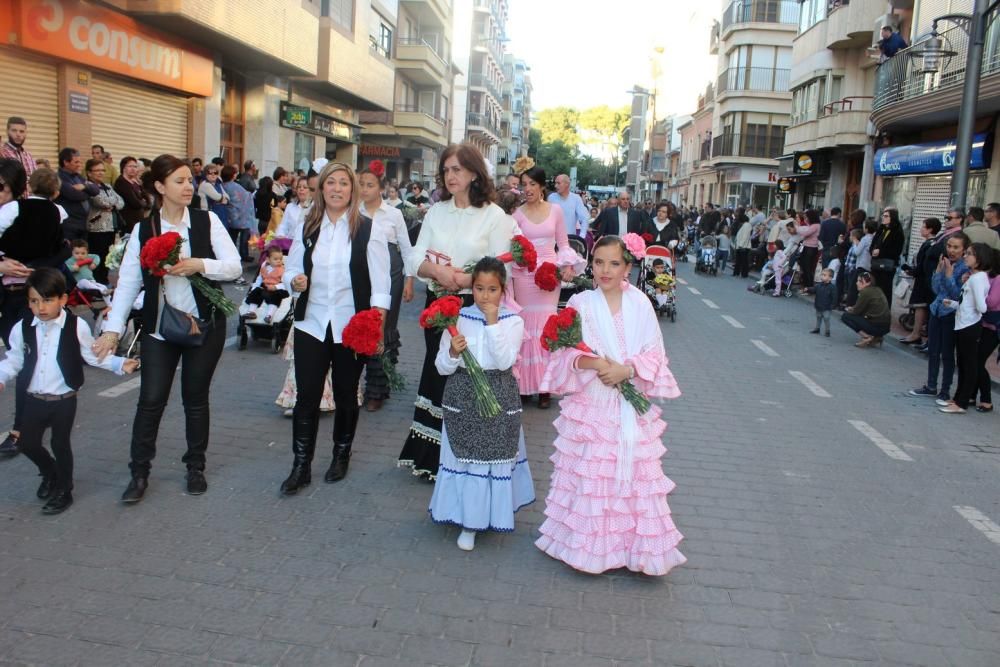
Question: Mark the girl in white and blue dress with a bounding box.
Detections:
[428,257,535,551]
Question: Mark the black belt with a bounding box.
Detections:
[28,391,77,401]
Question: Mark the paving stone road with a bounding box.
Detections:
[0,258,998,666]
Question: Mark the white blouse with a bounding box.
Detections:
[104,209,242,338]
[284,211,391,343]
[278,200,310,239]
[955,270,989,330]
[408,200,517,288]
[361,200,415,277]
[435,307,524,375]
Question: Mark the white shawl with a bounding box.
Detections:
[584,285,657,483]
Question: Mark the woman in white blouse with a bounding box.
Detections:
[276,175,312,240]
[93,155,242,504]
[279,162,391,495]
[359,164,414,412]
[397,144,518,480]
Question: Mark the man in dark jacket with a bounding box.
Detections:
[698,203,721,237]
[879,26,908,60]
[594,191,648,238]
[819,207,846,267]
[55,147,99,242]
[237,159,258,193]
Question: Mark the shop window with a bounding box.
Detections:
[323,0,354,32]
[220,69,245,169]
[369,10,392,59]
[294,133,315,174]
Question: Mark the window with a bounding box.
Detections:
[322,0,353,31]
[220,69,245,168]
[798,0,826,33]
[294,133,315,173]
[369,10,392,58]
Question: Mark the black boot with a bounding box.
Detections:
[325,408,358,483]
[282,413,318,495]
[121,475,148,504]
[42,490,73,515]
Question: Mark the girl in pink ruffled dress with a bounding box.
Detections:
[511,166,585,408]
[537,235,686,576]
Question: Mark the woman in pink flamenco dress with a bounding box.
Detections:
[511,165,586,408]
[537,235,686,576]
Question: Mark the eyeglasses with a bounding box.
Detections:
[882,213,891,217]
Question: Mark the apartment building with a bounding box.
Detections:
[780,0,887,213]
[872,0,1000,258]
[450,0,507,168]
[708,0,798,210]
[675,86,717,206]
[496,53,531,180]
[0,0,398,175]
[358,0,459,185]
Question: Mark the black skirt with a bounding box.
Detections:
[397,290,474,479]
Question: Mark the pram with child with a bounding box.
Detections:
[639,245,677,322]
[695,234,718,275]
[237,243,294,353]
[749,243,800,297]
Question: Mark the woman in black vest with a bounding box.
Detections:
[279,162,391,495]
[93,155,241,503]
[0,163,67,457]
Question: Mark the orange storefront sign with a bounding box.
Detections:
[14,0,213,96]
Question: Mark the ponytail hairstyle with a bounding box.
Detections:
[470,255,507,294]
[593,234,631,265]
[301,161,362,240]
[520,165,547,198]
[140,154,190,210]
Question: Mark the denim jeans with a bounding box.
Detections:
[926,312,956,393]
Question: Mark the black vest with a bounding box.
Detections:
[0,198,66,267]
[21,309,85,391]
[137,209,219,330]
[294,215,375,322]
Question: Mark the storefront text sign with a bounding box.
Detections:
[874,133,992,176]
[359,145,423,159]
[16,0,213,96]
[68,91,89,113]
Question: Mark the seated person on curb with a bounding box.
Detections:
[64,239,110,295]
[243,245,289,324]
[0,268,137,515]
[841,270,891,348]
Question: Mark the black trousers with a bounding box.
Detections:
[0,287,29,432]
[975,327,999,405]
[953,322,982,409]
[733,248,750,277]
[293,326,363,443]
[799,246,819,288]
[129,318,226,476]
[87,231,116,284]
[841,312,890,338]
[246,287,289,307]
[18,395,77,491]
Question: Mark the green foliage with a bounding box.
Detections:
[534,107,581,147]
[526,104,627,188]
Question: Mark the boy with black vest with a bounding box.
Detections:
[0,268,137,514]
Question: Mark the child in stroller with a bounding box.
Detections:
[639,246,677,321]
[748,239,796,297]
[696,234,717,275]
[243,245,289,324]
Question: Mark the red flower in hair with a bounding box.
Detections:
[369,160,386,179]
[534,261,560,291]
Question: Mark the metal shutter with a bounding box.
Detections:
[91,74,189,161]
[0,49,59,166]
[910,175,952,258]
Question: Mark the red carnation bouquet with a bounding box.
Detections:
[540,307,651,414]
[496,235,538,272]
[533,261,560,291]
[140,231,237,316]
[342,308,406,391]
[419,295,501,417]
[641,232,654,244]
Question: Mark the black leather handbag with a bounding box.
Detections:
[158,289,211,347]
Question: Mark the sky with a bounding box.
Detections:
[505,0,720,116]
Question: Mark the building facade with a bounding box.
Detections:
[708,0,798,210]
[0,0,405,178]
[496,53,530,180]
[676,87,717,207]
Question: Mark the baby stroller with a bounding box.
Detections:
[237,244,295,353]
[94,290,144,360]
[558,234,591,310]
[639,245,677,322]
[696,236,718,276]
[749,251,796,297]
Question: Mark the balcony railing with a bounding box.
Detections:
[469,73,502,102]
[467,112,500,138]
[721,0,799,31]
[396,37,449,71]
[717,67,790,95]
[712,131,786,159]
[395,104,446,124]
[873,8,1000,112]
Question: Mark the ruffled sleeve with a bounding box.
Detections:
[540,347,595,395]
[626,342,680,399]
[553,207,587,274]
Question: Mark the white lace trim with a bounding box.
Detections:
[414,395,443,419]
[407,422,441,444]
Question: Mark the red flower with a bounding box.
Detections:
[342,309,383,357]
[140,231,183,277]
[437,295,463,319]
[419,296,462,334]
[369,159,386,179]
[641,232,654,243]
[534,262,560,291]
[497,235,538,272]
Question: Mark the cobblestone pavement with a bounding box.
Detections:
[0,259,998,667]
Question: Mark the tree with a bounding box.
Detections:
[534,107,581,147]
[579,104,629,163]
[534,140,576,183]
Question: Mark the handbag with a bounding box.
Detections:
[158,288,211,347]
[872,258,896,272]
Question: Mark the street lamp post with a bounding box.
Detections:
[910,0,991,211]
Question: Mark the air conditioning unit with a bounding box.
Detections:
[872,13,903,47]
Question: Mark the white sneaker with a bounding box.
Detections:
[457,530,476,551]
[935,399,953,407]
